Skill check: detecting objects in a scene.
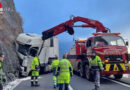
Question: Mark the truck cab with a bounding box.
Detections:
[16,33,59,76]
[86,33,128,62]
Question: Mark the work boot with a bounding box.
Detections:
[53,85,56,89]
[35,81,40,87]
[94,85,100,90]
[0,84,3,90]
[57,83,59,87]
[31,82,35,87]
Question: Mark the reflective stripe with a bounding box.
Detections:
[105,63,128,71]
[35,79,38,81]
[60,71,70,72]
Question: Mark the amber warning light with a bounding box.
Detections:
[92,33,120,36]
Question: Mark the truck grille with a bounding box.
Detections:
[104,55,123,61]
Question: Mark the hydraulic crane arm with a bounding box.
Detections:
[42,16,108,40]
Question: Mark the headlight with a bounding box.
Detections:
[105,59,109,63]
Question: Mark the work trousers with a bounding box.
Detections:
[31,76,38,84]
[59,83,69,90]
[53,70,57,86]
[0,84,3,90]
[0,71,3,90]
[92,69,100,90]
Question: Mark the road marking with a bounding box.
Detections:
[4,77,42,90]
[4,77,31,90]
[69,85,74,90]
[10,79,22,90]
[103,77,130,88]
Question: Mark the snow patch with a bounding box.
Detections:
[3,77,30,90]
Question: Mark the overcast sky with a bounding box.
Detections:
[14,0,130,56]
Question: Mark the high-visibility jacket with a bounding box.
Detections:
[51,59,59,86]
[89,55,103,70]
[0,61,3,84]
[56,59,73,84]
[0,61,2,71]
[51,59,59,70]
[31,56,39,76]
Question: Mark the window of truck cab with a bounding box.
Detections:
[86,39,94,47]
[94,36,125,47]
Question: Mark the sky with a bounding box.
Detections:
[14,0,130,57]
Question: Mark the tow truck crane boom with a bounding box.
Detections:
[42,16,108,40]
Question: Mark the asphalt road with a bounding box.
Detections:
[14,74,130,90]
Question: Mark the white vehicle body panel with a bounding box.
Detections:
[16,33,59,76]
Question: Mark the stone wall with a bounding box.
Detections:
[0,0,23,80]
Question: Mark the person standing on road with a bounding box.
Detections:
[89,51,104,90]
[30,54,40,87]
[51,55,60,88]
[56,54,73,90]
[0,52,4,90]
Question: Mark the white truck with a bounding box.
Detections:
[16,33,59,76]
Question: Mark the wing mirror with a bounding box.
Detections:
[126,41,129,46]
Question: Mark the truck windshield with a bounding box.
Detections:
[94,36,125,47]
[18,43,31,55]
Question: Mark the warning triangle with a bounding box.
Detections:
[113,64,119,71]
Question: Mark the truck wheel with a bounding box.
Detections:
[85,65,94,81]
[79,64,83,77]
[85,65,90,80]
[114,74,123,79]
[78,63,86,78]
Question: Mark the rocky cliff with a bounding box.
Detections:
[0,0,23,80]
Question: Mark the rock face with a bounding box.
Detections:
[0,0,23,80]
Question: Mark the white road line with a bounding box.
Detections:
[4,77,31,90]
[10,80,22,90]
[4,77,42,90]
[103,77,130,88]
[69,85,74,90]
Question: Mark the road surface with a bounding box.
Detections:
[14,74,130,90]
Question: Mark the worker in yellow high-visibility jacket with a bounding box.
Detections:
[55,54,73,90]
[31,54,40,87]
[0,53,4,90]
[51,56,60,88]
[89,51,104,90]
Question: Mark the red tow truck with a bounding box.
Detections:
[41,16,130,80]
[67,33,130,80]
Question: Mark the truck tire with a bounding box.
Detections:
[114,74,123,79]
[85,65,94,81]
[85,65,94,82]
[78,63,86,78]
[85,65,90,80]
